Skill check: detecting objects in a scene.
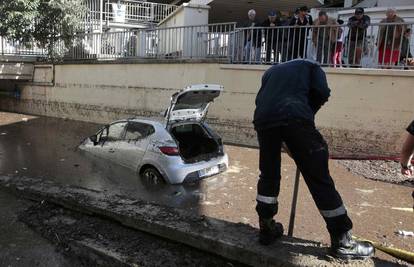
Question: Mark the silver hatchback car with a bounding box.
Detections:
[79,84,228,184]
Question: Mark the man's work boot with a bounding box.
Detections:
[330,231,375,260]
[258,218,284,245]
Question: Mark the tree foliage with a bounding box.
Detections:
[34,0,85,57]
[0,0,85,58]
[0,0,40,43]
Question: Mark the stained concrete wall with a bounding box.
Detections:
[1,61,413,156]
[0,62,34,81]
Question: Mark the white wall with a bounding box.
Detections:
[1,62,414,157]
[338,5,414,23]
[157,4,210,57]
[378,0,414,7]
[158,3,209,27]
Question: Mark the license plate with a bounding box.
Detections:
[198,165,220,178]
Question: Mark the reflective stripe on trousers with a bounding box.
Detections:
[256,194,278,204]
[319,205,347,218]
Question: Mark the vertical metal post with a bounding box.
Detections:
[288,167,301,237]
[150,2,155,21]
[231,26,236,63]
[100,0,104,33]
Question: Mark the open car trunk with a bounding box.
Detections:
[170,123,222,163]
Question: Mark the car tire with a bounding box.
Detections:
[141,167,164,185]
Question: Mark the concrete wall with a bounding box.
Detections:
[0,62,34,81]
[158,3,209,27]
[1,62,413,156]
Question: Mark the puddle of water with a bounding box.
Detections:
[0,117,213,210]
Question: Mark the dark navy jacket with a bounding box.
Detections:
[253,59,331,130]
[407,120,414,136]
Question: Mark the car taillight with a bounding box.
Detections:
[159,146,179,156]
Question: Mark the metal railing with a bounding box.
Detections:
[2,21,414,70]
[83,0,178,31]
[62,23,236,60]
[0,37,46,57]
[232,22,414,69]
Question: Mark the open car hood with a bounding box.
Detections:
[165,84,223,125]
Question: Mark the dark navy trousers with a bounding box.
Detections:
[256,119,353,235]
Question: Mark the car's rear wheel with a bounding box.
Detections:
[141,167,164,185]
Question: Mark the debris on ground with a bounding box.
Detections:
[0,176,391,267]
[0,115,412,265]
[336,160,414,186]
[19,201,245,267]
[396,230,414,237]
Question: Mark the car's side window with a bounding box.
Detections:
[124,122,154,141]
[107,122,127,141]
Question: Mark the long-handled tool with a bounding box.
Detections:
[282,142,301,237]
[288,167,301,237]
[287,165,414,264]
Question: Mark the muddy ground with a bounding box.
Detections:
[19,201,242,267]
[0,112,413,265]
[0,189,81,267]
[338,160,414,186]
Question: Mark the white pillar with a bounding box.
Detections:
[100,0,103,33]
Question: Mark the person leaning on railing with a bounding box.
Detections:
[347,8,371,67]
[377,8,405,67]
[289,6,313,60]
[400,28,413,66]
[312,11,338,65]
[238,9,262,63]
[332,19,345,67]
[262,10,283,64]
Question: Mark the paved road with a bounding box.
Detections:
[0,112,412,265]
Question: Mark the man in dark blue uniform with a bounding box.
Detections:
[400,120,414,209]
[253,59,374,259]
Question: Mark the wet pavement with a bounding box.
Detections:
[0,112,413,265]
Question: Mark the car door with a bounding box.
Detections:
[94,121,128,164]
[114,121,154,170]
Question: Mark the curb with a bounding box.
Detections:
[0,176,377,267]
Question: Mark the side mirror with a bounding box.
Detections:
[90,135,98,146]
